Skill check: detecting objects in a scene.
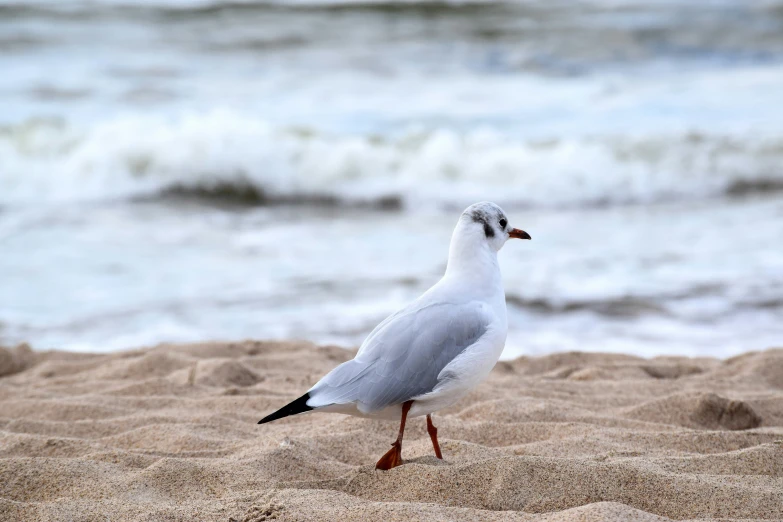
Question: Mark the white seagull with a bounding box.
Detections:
[258,201,531,469]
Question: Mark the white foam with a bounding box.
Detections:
[3,111,782,210]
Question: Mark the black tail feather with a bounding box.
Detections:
[258,392,314,424]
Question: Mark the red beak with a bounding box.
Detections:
[509,228,531,240]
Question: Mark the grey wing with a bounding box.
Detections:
[307,301,490,413]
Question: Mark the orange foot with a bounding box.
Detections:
[375,442,403,470]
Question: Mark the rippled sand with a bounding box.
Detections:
[1,341,781,521]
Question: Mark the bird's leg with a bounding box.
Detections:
[375,400,413,470]
[426,414,443,459]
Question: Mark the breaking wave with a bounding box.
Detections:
[3,111,783,210]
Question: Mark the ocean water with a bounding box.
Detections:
[1,0,783,358]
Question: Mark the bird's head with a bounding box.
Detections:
[457,201,531,253]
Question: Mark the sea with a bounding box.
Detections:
[1,0,783,358]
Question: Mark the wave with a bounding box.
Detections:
[2,0,774,8]
[7,0,783,20]
[507,282,783,320]
[506,294,671,318]
[506,283,726,318]
[3,111,783,210]
[155,183,404,209]
[0,0,504,16]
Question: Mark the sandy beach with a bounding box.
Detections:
[1,341,781,521]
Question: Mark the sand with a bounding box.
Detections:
[1,341,781,521]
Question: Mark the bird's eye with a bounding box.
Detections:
[499,218,507,229]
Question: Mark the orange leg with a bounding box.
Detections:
[426,414,443,459]
[375,400,413,470]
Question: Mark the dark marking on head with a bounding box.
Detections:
[470,209,496,238]
[481,220,494,238]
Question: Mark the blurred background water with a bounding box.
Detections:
[1,0,783,357]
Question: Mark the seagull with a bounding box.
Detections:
[258,201,531,469]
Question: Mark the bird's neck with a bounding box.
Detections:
[444,235,502,297]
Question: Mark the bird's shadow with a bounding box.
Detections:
[371,455,452,472]
[404,455,452,467]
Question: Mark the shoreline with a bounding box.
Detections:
[1,341,781,521]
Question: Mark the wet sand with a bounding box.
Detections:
[1,341,781,521]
